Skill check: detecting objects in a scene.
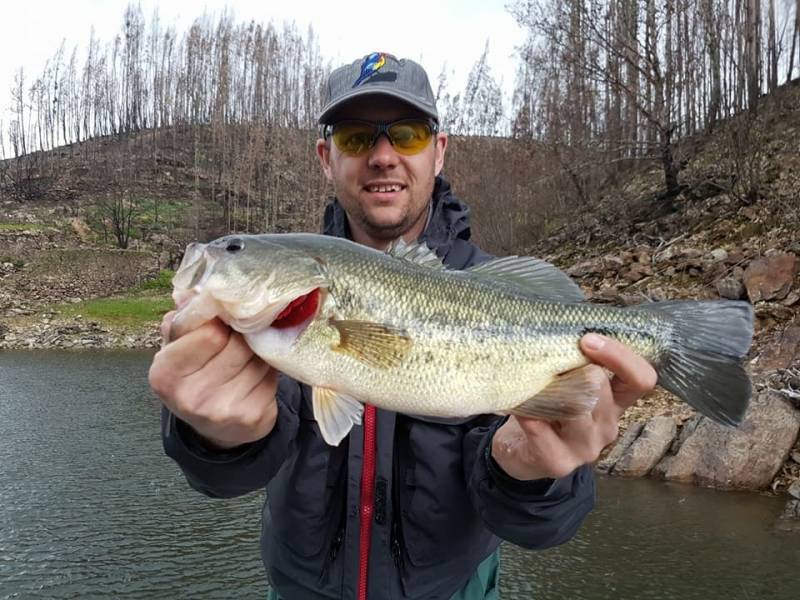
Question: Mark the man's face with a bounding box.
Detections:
[316,96,448,246]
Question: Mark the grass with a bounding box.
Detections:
[0,223,46,232]
[0,256,24,268]
[136,269,175,291]
[55,293,174,328]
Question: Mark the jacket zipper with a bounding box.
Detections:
[358,404,377,600]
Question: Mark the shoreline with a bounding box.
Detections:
[0,316,161,350]
[3,313,798,522]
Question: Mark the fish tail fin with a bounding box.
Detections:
[648,300,753,427]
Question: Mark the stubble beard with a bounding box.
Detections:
[353,200,430,242]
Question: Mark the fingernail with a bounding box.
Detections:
[583,333,606,351]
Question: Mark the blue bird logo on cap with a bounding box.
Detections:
[353,52,389,87]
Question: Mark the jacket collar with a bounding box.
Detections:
[322,176,474,257]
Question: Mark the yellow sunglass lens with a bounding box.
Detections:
[387,122,432,154]
[332,124,375,155]
[331,121,433,156]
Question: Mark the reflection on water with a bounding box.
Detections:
[1,351,797,599]
[0,351,266,599]
[503,477,797,599]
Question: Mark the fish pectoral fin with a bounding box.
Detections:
[508,367,603,420]
[466,256,585,302]
[312,386,363,446]
[330,320,412,369]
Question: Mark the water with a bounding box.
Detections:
[1,351,797,600]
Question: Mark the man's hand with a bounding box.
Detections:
[148,311,279,450]
[491,333,658,482]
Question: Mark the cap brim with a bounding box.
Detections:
[318,85,438,124]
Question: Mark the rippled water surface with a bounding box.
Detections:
[1,351,797,599]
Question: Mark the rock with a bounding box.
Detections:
[660,392,800,490]
[789,480,800,500]
[613,416,677,477]
[709,248,728,262]
[623,263,652,283]
[670,414,703,455]
[753,326,800,372]
[775,499,800,533]
[791,451,800,464]
[716,276,746,300]
[783,290,800,306]
[596,422,644,473]
[603,254,626,271]
[743,253,797,302]
[590,287,622,304]
[567,259,601,277]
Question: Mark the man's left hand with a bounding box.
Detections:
[491,333,658,482]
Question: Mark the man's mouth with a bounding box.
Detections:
[364,183,405,194]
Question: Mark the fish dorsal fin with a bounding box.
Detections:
[330,319,412,369]
[312,386,363,446]
[387,238,445,270]
[467,256,585,302]
[508,366,603,420]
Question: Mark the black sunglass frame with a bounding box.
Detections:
[321,118,440,144]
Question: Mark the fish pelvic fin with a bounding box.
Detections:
[507,366,603,420]
[646,300,753,427]
[466,256,585,302]
[313,386,363,446]
[330,319,412,369]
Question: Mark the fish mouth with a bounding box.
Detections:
[270,288,321,330]
[226,286,322,336]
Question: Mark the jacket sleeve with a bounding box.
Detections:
[463,417,596,549]
[161,374,304,498]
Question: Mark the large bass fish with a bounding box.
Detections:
[171,233,753,446]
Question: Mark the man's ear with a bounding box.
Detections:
[433,132,448,176]
[316,138,334,182]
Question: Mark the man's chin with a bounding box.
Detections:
[364,221,410,240]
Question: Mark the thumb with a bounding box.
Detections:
[160,310,176,345]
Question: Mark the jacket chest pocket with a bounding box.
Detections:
[395,419,480,568]
[268,408,347,558]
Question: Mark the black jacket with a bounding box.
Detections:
[162,176,596,599]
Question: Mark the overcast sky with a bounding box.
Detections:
[0,0,526,127]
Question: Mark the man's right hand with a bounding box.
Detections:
[148,311,279,450]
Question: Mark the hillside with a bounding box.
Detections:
[0,81,798,495]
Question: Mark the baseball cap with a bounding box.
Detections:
[318,52,438,124]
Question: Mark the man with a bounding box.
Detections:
[149,53,657,599]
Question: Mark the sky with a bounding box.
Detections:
[0,0,527,128]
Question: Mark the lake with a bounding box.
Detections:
[1,351,797,599]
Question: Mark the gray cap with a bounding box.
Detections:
[318,53,438,124]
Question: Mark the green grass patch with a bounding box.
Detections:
[137,269,175,291]
[56,294,174,327]
[0,255,24,268]
[0,223,46,232]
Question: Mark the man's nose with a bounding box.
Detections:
[367,133,399,169]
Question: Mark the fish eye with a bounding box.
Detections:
[226,238,245,253]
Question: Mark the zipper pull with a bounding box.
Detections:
[390,519,404,569]
[329,526,345,562]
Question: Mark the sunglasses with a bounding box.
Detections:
[323,118,439,156]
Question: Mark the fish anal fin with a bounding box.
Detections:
[330,320,412,369]
[312,386,364,446]
[508,366,603,420]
